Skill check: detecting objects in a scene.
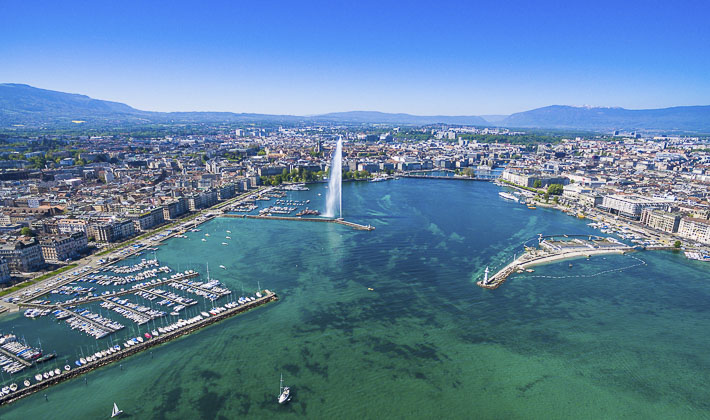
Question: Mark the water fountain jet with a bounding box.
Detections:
[324,137,343,218]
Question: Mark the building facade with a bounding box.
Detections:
[600,194,674,220]
[678,218,710,245]
[0,239,45,272]
[0,258,10,283]
[40,231,88,263]
[640,209,682,233]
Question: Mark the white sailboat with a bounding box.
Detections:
[278,373,291,404]
[111,402,123,417]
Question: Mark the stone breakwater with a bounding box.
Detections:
[0,292,278,406]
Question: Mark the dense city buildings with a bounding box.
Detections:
[0,123,709,282]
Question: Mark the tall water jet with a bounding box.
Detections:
[324,136,343,218]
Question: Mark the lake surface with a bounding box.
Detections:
[2,179,710,419]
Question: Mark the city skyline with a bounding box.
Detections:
[1,1,709,115]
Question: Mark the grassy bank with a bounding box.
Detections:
[0,264,78,297]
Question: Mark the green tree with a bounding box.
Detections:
[533,179,542,188]
[20,227,35,237]
[547,184,564,195]
[674,240,682,249]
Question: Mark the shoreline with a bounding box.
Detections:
[0,187,271,315]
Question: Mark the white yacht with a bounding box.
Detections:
[498,192,518,201]
[278,374,292,404]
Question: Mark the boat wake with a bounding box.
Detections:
[524,255,647,280]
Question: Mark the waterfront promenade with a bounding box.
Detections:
[478,243,633,289]
[220,214,375,231]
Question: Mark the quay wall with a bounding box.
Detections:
[220,214,375,230]
[478,247,633,290]
[0,292,278,406]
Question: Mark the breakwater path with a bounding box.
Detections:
[220,214,375,231]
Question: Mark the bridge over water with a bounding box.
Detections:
[402,169,498,181]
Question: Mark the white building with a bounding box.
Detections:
[600,194,674,220]
[678,218,710,245]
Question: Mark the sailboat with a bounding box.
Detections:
[278,373,291,404]
[111,402,123,417]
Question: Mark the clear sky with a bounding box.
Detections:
[1,0,708,115]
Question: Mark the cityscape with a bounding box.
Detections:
[1,1,710,419]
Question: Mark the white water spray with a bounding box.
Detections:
[324,137,343,218]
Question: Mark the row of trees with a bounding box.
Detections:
[260,168,325,186]
[260,168,374,186]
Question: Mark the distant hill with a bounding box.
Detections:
[2,84,710,132]
[479,115,508,124]
[500,105,710,132]
[0,84,300,127]
[313,111,489,126]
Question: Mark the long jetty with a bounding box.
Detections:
[477,247,633,290]
[0,291,279,406]
[220,214,375,231]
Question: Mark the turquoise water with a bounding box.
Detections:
[2,179,710,419]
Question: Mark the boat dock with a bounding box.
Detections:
[134,288,198,308]
[57,305,121,333]
[0,291,279,406]
[0,347,32,368]
[170,279,230,299]
[220,214,375,231]
[99,297,157,321]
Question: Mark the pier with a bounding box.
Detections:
[99,297,157,321]
[57,305,121,333]
[220,214,375,231]
[170,279,230,299]
[0,347,32,368]
[0,291,279,406]
[478,237,633,289]
[134,288,198,308]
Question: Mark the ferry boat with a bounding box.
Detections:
[498,192,518,201]
[278,374,292,404]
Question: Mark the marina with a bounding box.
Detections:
[0,291,278,406]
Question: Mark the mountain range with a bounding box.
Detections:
[2,83,709,132]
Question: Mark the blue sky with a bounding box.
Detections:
[1,0,708,115]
